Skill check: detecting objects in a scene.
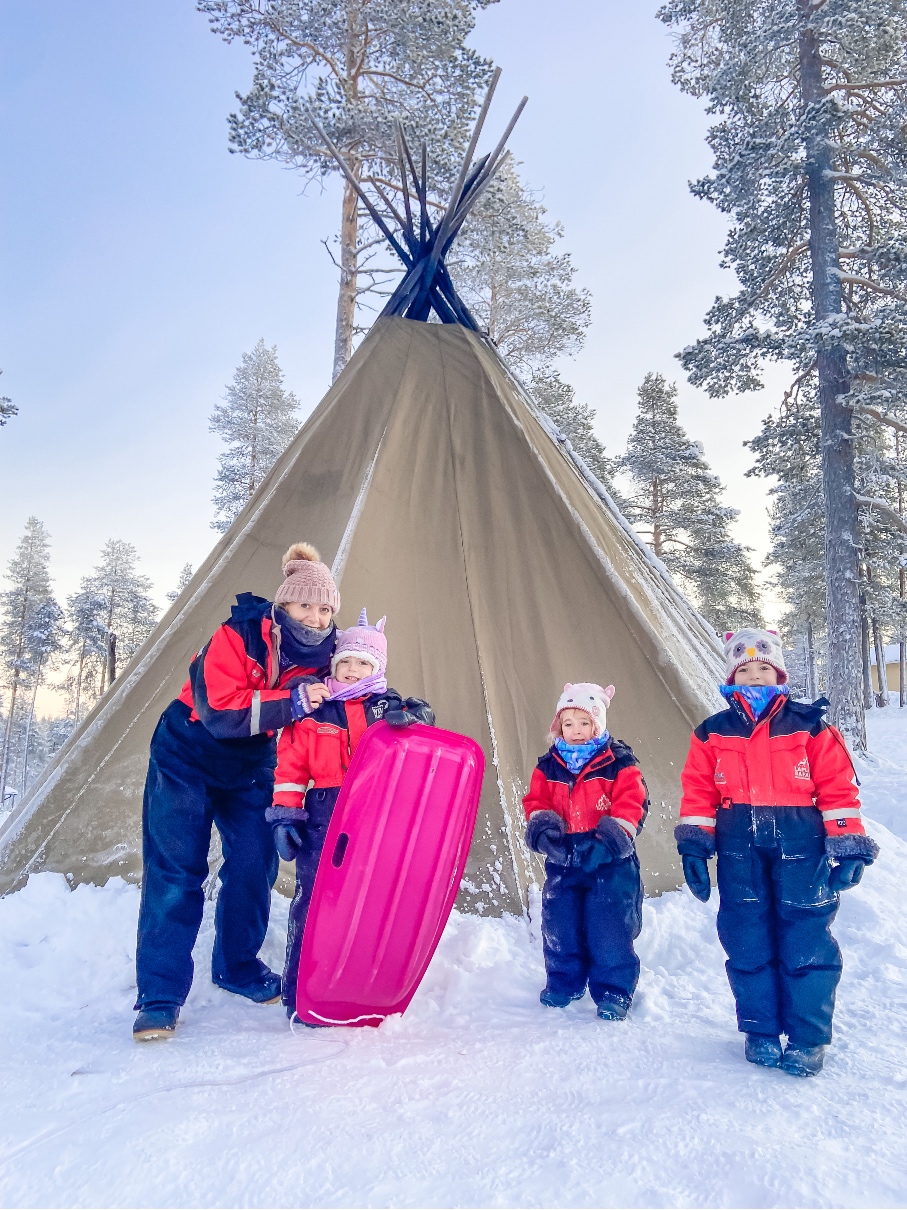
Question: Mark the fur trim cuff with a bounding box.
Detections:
[825,832,879,863]
[265,805,308,827]
[674,823,716,858]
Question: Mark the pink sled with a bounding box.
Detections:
[295,720,485,1027]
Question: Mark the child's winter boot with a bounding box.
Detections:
[744,1033,782,1068]
[540,986,585,1008]
[213,970,282,1004]
[133,1004,179,1042]
[781,1043,826,1077]
[596,993,631,1021]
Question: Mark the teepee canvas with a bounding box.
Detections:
[0,78,724,906]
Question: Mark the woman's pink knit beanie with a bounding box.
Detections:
[274,543,340,613]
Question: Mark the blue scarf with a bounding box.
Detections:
[720,683,789,720]
[555,734,610,775]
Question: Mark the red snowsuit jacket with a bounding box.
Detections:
[176,593,334,741]
[522,740,649,839]
[680,692,866,838]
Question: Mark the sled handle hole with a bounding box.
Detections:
[331,833,349,868]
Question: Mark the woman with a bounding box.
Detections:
[133,543,339,1041]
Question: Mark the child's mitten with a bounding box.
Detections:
[525,810,569,865]
[265,805,309,861]
[594,816,635,861]
[385,697,435,728]
[828,858,866,892]
[681,854,711,902]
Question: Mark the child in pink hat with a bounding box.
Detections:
[522,682,649,1021]
[266,610,435,1020]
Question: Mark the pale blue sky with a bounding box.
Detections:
[1,0,783,618]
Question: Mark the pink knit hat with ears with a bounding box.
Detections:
[331,609,388,676]
[549,682,615,740]
[274,543,340,614]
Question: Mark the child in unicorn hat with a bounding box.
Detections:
[266,609,434,1021]
[522,681,650,1021]
[676,626,879,1077]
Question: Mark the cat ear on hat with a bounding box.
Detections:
[376,617,386,633]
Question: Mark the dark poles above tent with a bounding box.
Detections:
[306,69,528,330]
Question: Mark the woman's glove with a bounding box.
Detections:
[525,810,569,866]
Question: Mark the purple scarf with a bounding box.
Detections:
[325,673,388,702]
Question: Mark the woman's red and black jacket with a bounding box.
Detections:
[176,593,335,741]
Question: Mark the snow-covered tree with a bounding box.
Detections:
[0,519,62,804]
[618,373,762,634]
[63,541,158,718]
[166,563,194,603]
[747,388,827,697]
[448,160,608,486]
[210,340,300,533]
[530,371,617,496]
[658,0,907,747]
[451,161,591,376]
[200,0,495,378]
[0,370,15,428]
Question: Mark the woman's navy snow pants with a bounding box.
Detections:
[716,803,841,1046]
[135,700,279,1008]
[281,787,339,1009]
[541,846,643,1006]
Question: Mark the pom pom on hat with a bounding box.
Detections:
[549,682,614,740]
[282,542,321,566]
[332,608,388,676]
[723,628,787,684]
[274,541,340,613]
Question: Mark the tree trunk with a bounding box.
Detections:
[0,675,20,807]
[871,615,889,707]
[859,591,873,709]
[798,6,864,748]
[20,670,41,794]
[332,173,360,382]
[107,632,117,690]
[805,620,817,700]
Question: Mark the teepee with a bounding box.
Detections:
[0,76,723,907]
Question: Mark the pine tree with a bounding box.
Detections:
[63,540,158,718]
[530,371,617,496]
[658,0,907,747]
[618,374,762,634]
[200,0,495,378]
[210,341,300,533]
[0,519,61,805]
[450,161,591,376]
[166,563,194,603]
[448,160,610,487]
[0,370,15,428]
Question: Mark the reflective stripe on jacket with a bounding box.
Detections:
[521,740,649,837]
[680,693,864,837]
[176,593,335,741]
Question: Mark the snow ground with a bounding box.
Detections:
[2,717,907,1209]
